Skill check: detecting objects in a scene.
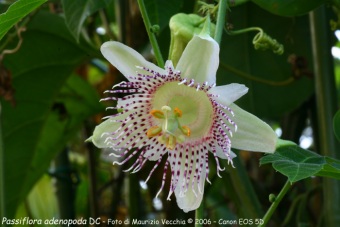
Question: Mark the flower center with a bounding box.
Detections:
[147,106,191,150]
[151,81,214,140]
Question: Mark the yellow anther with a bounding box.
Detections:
[146,126,162,138]
[174,107,182,117]
[166,135,176,150]
[181,126,191,136]
[150,110,165,119]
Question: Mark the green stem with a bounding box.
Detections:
[0,103,6,225]
[309,6,340,226]
[86,145,98,218]
[137,0,164,68]
[214,0,228,44]
[114,0,126,42]
[195,202,204,227]
[259,180,292,227]
[52,149,76,220]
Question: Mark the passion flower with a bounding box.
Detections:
[88,34,277,212]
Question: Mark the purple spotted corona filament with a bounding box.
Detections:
[89,34,277,212]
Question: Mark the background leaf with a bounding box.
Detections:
[260,145,340,182]
[0,0,47,41]
[24,74,104,199]
[250,0,325,16]
[1,11,100,219]
[144,0,184,31]
[61,0,111,41]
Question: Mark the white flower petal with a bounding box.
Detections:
[101,41,166,80]
[176,188,204,212]
[210,83,249,106]
[176,35,219,84]
[175,176,205,212]
[230,104,277,153]
[215,144,237,160]
[173,151,206,213]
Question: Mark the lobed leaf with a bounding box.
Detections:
[260,145,340,182]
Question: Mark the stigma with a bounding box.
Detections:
[146,106,191,150]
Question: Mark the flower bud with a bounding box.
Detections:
[169,13,215,66]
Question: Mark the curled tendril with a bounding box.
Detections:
[225,26,284,55]
[150,24,160,35]
[0,25,26,62]
[253,29,284,55]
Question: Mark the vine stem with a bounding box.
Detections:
[214,0,228,44]
[195,202,204,227]
[137,0,164,68]
[259,180,292,227]
[220,62,295,86]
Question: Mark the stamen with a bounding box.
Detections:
[150,109,165,119]
[174,107,182,117]
[147,106,191,150]
[146,126,162,137]
[181,126,191,136]
[166,135,176,150]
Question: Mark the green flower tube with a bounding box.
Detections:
[169,13,215,66]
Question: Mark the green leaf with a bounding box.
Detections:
[26,175,58,221]
[251,0,325,16]
[333,110,340,142]
[217,3,314,119]
[61,0,111,41]
[1,11,98,219]
[144,0,183,31]
[24,74,104,199]
[0,0,47,41]
[260,145,340,182]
